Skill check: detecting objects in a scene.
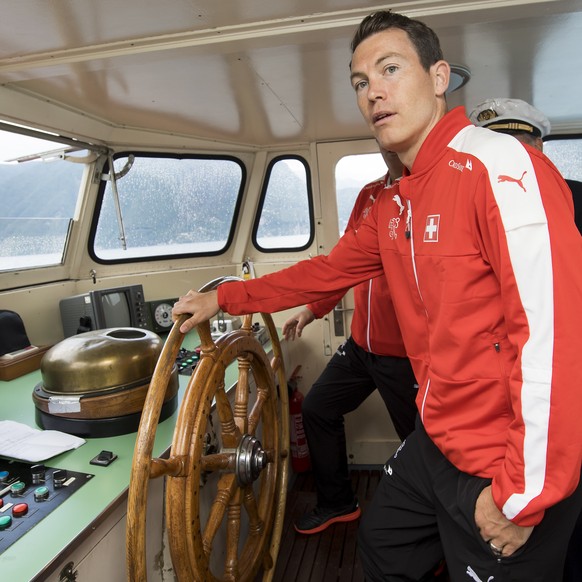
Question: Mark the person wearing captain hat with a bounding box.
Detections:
[469,97,550,145]
[473,97,582,582]
[470,97,582,236]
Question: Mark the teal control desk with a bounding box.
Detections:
[0,330,274,581]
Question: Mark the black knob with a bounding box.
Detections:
[53,469,68,488]
[31,464,46,484]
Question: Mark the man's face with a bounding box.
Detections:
[350,28,449,167]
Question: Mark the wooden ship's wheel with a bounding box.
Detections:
[126,277,289,581]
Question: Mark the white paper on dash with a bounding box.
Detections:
[0,420,85,462]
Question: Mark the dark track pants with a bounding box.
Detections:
[358,418,582,582]
[563,508,582,581]
[301,336,418,508]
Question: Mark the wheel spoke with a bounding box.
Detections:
[234,354,252,433]
[214,384,241,449]
[242,485,264,537]
[225,489,242,580]
[149,455,185,478]
[202,473,237,555]
[247,383,269,435]
[200,451,235,473]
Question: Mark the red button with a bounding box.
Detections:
[12,503,28,517]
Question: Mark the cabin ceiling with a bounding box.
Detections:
[1,0,581,148]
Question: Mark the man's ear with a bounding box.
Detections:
[432,60,450,96]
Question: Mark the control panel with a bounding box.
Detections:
[0,460,93,554]
[176,347,201,376]
[175,323,269,376]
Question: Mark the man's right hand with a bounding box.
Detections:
[172,289,220,334]
[282,308,315,341]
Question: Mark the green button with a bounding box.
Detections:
[0,515,12,530]
[34,486,50,501]
[10,481,25,495]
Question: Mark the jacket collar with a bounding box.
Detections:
[402,106,472,178]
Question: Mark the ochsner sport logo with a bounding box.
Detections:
[449,158,472,172]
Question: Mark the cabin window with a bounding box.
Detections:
[335,153,387,235]
[543,136,582,182]
[0,126,87,272]
[90,154,245,263]
[253,156,313,251]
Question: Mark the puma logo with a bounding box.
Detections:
[498,171,527,192]
[392,194,405,215]
[466,565,494,582]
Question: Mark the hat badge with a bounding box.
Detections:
[476,108,498,123]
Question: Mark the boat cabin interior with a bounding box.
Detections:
[1,1,581,580]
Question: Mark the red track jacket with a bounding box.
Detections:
[306,174,406,357]
[219,107,582,526]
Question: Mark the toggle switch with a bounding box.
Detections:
[90,450,118,467]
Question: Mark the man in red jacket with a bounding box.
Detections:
[174,11,582,581]
[283,148,417,535]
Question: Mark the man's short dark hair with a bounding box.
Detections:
[350,10,443,72]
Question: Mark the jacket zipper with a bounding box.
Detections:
[366,278,373,352]
[406,199,431,421]
[420,378,431,421]
[406,200,426,310]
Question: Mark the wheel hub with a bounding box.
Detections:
[235,434,268,486]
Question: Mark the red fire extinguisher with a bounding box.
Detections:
[288,366,311,473]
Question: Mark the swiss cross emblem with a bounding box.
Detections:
[424,215,440,242]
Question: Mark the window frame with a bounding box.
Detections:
[251,154,315,253]
[88,151,247,265]
[543,133,582,143]
[0,131,92,276]
[334,151,387,237]
[543,133,582,181]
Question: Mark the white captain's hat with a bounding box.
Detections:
[469,97,551,138]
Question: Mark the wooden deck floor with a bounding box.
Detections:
[270,468,382,582]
